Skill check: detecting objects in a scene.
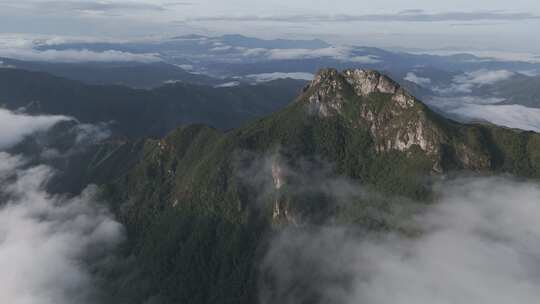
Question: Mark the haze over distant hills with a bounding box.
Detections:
[1,33,539,133]
[0,69,307,137]
[2,31,540,304]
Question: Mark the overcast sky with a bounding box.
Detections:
[1,0,539,52]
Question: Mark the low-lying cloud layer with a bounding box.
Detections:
[434,69,515,94]
[187,10,540,23]
[261,177,540,304]
[244,72,314,82]
[404,72,432,86]
[0,34,162,63]
[0,109,70,149]
[0,108,123,304]
[264,47,381,63]
[0,164,124,304]
[0,48,161,63]
[412,68,540,132]
[450,104,540,132]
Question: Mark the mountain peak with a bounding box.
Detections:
[342,69,399,95]
[311,68,399,95]
[302,68,417,117]
[299,68,453,169]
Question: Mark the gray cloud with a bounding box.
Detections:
[421,69,540,132]
[0,109,123,304]
[238,46,381,63]
[0,48,162,63]
[0,34,162,63]
[404,72,432,86]
[0,109,70,149]
[33,0,166,14]
[187,10,540,23]
[433,69,515,94]
[449,104,540,132]
[261,177,540,304]
[0,161,124,304]
[243,72,314,83]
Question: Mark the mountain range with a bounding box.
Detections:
[0,69,306,137]
[15,68,539,304]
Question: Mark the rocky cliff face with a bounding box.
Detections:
[299,68,502,172]
[301,69,448,170]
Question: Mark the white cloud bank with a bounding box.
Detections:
[0,162,124,304]
[404,72,432,86]
[0,34,161,63]
[450,104,540,132]
[0,109,70,149]
[0,108,123,304]
[245,72,314,82]
[262,177,540,304]
[456,69,515,86]
[0,48,161,63]
[424,95,540,132]
[267,47,380,63]
[435,69,515,94]
[235,46,381,63]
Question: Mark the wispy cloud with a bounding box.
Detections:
[450,104,540,132]
[0,108,123,304]
[435,69,515,94]
[242,46,381,63]
[0,34,162,63]
[404,72,432,86]
[244,72,314,82]
[187,10,540,23]
[261,177,540,304]
[0,48,162,63]
[0,161,124,304]
[0,109,70,149]
[32,0,167,15]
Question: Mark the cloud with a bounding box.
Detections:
[210,45,233,52]
[73,122,112,145]
[0,109,70,149]
[449,104,540,132]
[0,60,15,68]
[32,0,166,15]
[244,72,314,82]
[261,176,540,304]
[0,152,25,176]
[0,34,162,63]
[414,50,540,64]
[435,69,515,94]
[518,70,540,77]
[214,81,241,88]
[0,160,124,304]
[187,10,540,23]
[425,94,540,133]
[426,95,505,110]
[259,47,380,63]
[404,72,432,86]
[423,69,539,132]
[0,48,161,63]
[0,108,123,303]
[456,69,515,86]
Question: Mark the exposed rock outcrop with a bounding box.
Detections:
[302,69,440,158]
[299,68,497,172]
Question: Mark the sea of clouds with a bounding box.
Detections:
[261,176,540,304]
[0,109,123,304]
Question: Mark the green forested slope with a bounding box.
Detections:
[88,69,540,303]
[0,69,306,137]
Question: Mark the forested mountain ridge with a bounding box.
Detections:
[0,69,306,137]
[84,68,540,303]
